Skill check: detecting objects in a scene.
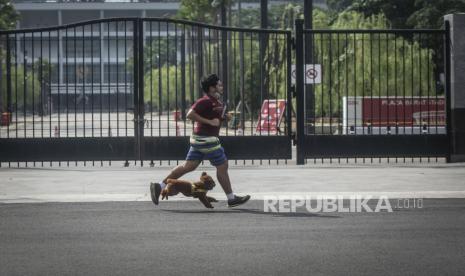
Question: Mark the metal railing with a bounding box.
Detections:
[0,17,451,165]
[294,19,450,163]
[0,17,293,164]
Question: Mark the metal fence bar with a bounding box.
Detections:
[444,21,452,162]
[299,27,448,160]
[6,17,448,164]
[295,19,305,165]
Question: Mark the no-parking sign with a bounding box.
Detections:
[291,64,322,84]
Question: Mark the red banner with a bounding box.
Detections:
[256,100,286,134]
[362,97,445,126]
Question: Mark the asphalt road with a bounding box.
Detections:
[1,199,465,275]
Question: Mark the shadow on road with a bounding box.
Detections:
[162,208,340,218]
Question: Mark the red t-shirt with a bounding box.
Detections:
[191,94,224,137]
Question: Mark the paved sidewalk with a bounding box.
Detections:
[1,162,465,203]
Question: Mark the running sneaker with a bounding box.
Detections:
[228,195,251,207]
[150,182,161,205]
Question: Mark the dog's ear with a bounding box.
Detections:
[201,172,207,176]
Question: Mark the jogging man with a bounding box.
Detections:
[150,74,250,207]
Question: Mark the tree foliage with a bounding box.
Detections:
[144,37,177,72]
[407,0,465,28]
[326,0,353,14]
[314,11,437,117]
[149,2,444,119]
[0,0,18,31]
[177,0,234,25]
[330,0,465,29]
[144,64,193,111]
[1,64,41,111]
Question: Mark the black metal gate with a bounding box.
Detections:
[294,19,450,164]
[0,18,452,165]
[0,18,138,163]
[0,18,293,163]
[138,18,292,161]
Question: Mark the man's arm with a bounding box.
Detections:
[186,109,220,127]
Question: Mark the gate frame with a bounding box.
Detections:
[137,17,293,161]
[2,17,451,164]
[294,19,452,164]
[0,18,141,163]
[0,17,294,163]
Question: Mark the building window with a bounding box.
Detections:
[104,64,130,83]
[64,37,101,58]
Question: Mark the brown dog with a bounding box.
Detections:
[161,172,218,208]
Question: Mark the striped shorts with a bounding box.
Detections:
[186,135,227,166]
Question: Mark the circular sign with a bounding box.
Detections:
[292,69,297,79]
[306,68,318,79]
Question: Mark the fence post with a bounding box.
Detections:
[259,0,269,101]
[286,32,292,138]
[0,48,2,113]
[220,2,228,105]
[221,21,228,105]
[138,18,145,163]
[181,32,186,120]
[304,0,315,135]
[133,18,144,162]
[295,19,305,165]
[196,27,203,99]
[6,35,12,116]
[444,14,465,162]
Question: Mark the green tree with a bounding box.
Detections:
[0,0,18,31]
[1,63,41,111]
[313,11,437,117]
[177,0,216,23]
[343,0,465,29]
[326,0,353,14]
[177,0,234,24]
[345,0,416,28]
[144,37,177,72]
[407,0,465,28]
[171,2,443,122]
[144,64,193,112]
[0,0,19,112]
[227,33,262,116]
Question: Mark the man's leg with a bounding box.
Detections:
[215,160,250,207]
[163,160,201,183]
[216,161,233,195]
[150,160,200,205]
